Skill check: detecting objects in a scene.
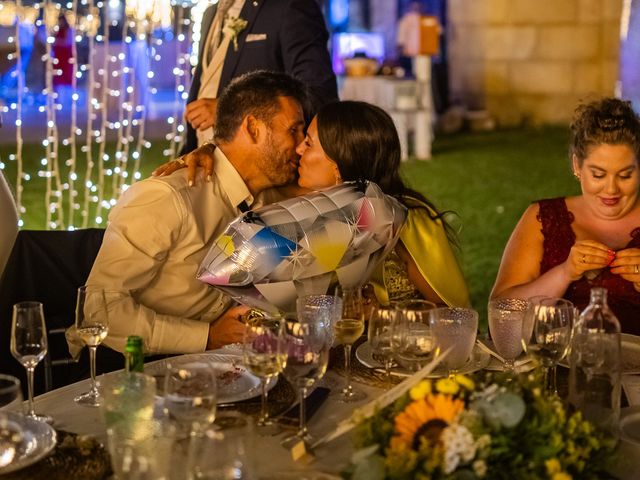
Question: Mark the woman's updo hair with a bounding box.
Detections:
[570,97,640,165]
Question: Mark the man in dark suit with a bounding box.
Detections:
[182,0,338,155]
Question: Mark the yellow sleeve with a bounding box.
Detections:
[371,205,471,308]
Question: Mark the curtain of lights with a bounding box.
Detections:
[0,0,203,230]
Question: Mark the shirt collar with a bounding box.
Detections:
[214,147,254,209]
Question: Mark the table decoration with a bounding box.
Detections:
[344,372,617,480]
[197,181,406,314]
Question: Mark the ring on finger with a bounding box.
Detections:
[581,254,586,263]
[176,157,185,166]
[635,264,639,274]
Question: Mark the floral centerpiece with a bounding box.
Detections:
[345,373,617,480]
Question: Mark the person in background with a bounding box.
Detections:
[491,98,640,335]
[158,101,470,307]
[182,0,337,155]
[75,71,307,356]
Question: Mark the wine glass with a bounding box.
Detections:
[281,317,331,447]
[10,301,52,422]
[488,298,530,373]
[392,300,437,372]
[521,296,550,350]
[367,305,399,387]
[242,314,286,435]
[164,360,217,437]
[74,286,109,407]
[524,297,574,395]
[334,286,366,402]
[430,307,478,377]
[0,375,22,413]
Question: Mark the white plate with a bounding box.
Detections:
[145,353,276,404]
[478,338,536,373]
[621,406,640,445]
[355,341,490,377]
[0,412,57,474]
[559,333,640,374]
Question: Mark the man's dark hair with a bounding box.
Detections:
[213,70,310,143]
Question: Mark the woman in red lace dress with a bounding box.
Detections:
[491,98,640,334]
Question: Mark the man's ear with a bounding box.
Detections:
[243,115,263,144]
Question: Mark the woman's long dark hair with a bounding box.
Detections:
[316,100,457,243]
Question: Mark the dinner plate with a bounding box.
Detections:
[478,338,536,373]
[0,412,57,474]
[558,333,640,374]
[145,353,276,404]
[355,341,490,377]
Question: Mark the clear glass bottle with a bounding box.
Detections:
[568,288,621,435]
[124,335,145,373]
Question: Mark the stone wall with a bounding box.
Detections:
[447,0,623,125]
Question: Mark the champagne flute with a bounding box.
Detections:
[525,298,574,395]
[164,360,217,437]
[334,287,366,402]
[392,300,436,372]
[74,286,109,407]
[368,305,399,387]
[242,315,286,435]
[10,301,52,423]
[430,307,478,377]
[281,317,331,447]
[488,298,530,374]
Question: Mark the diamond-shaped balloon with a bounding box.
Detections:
[197,181,407,313]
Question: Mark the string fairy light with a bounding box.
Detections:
[5,0,195,230]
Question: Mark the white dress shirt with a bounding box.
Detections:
[82,148,253,355]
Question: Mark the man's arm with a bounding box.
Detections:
[280,0,338,115]
[86,181,214,354]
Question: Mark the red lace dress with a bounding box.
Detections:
[538,197,640,335]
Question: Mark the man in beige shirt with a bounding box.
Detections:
[81,71,306,355]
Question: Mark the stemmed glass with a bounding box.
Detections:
[10,301,52,422]
[74,286,109,407]
[368,305,399,387]
[164,360,217,437]
[524,298,574,395]
[0,375,24,468]
[392,300,437,372]
[488,298,530,374]
[281,316,331,447]
[334,287,366,402]
[242,315,286,435]
[430,307,479,377]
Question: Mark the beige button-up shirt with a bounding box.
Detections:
[84,148,253,355]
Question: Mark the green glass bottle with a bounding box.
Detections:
[124,335,144,373]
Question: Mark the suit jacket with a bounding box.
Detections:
[182,0,338,154]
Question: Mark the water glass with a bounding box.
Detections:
[525,297,574,395]
[74,286,110,407]
[392,300,437,372]
[0,375,22,413]
[430,307,479,376]
[333,287,366,402]
[186,412,254,480]
[242,314,285,434]
[488,298,530,373]
[367,306,399,387]
[164,359,217,436]
[0,375,24,468]
[10,301,51,422]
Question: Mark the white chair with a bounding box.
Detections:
[0,170,18,278]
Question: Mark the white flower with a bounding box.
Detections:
[223,15,248,51]
[441,424,477,474]
[473,459,488,477]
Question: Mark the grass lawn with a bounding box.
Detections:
[0,126,580,329]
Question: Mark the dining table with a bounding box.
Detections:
[9,342,640,479]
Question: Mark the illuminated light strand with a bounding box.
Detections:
[94,1,110,225]
[167,5,189,157]
[67,0,79,229]
[14,0,25,225]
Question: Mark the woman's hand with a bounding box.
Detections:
[609,247,640,291]
[152,143,216,186]
[563,240,612,281]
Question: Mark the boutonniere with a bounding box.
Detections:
[224,15,248,52]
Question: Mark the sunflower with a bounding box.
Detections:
[391,394,465,451]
